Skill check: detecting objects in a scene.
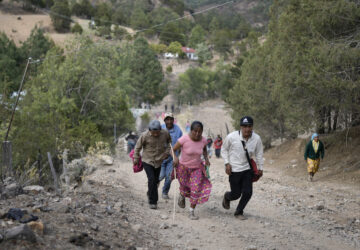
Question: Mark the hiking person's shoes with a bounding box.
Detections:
[222,193,230,209]
[189,211,199,220]
[162,193,170,199]
[178,194,185,208]
[234,210,247,220]
[149,204,157,209]
[308,175,313,182]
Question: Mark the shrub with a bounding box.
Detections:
[50,0,71,32]
[71,23,83,34]
[113,25,128,40]
[166,65,173,73]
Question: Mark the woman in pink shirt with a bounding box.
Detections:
[173,121,212,220]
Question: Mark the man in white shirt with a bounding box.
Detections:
[221,116,263,219]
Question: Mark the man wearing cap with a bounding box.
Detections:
[133,120,171,209]
[159,112,183,199]
[221,116,264,219]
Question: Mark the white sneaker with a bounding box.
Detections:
[162,194,170,199]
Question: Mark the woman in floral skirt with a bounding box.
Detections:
[172,121,212,220]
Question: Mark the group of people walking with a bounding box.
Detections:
[132,113,264,220]
[132,113,325,220]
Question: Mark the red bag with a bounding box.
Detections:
[129,149,143,173]
[250,159,261,182]
[241,140,262,182]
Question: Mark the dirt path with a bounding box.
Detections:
[88,146,359,250]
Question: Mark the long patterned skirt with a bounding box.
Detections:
[307,158,320,173]
[176,164,212,205]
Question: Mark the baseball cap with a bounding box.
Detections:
[164,112,174,120]
[240,116,253,126]
[148,120,161,131]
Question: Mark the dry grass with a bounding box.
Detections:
[0,1,93,47]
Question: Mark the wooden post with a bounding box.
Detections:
[4,58,31,142]
[37,150,43,185]
[47,152,60,194]
[114,123,117,144]
[62,149,69,186]
[2,141,13,180]
[225,123,230,135]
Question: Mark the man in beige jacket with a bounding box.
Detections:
[133,120,171,209]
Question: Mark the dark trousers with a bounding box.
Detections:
[225,169,253,214]
[143,162,161,205]
[215,148,221,158]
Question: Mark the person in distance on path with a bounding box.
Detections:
[213,134,223,158]
[221,116,263,220]
[133,120,171,209]
[304,133,325,182]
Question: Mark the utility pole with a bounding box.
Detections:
[2,58,31,180]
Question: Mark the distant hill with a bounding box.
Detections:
[185,0,273,26]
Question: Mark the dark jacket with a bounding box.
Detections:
[304,140,325,160]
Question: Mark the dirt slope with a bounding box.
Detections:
[1,107,359,249]
[104,145,359,250]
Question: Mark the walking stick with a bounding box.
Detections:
[169,143,177,223]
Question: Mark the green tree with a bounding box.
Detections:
[113,25,129,40]
[176,67,214,103]
[160,0,185,16]
[96,26,111,38]
[167,41,182,54]
[130,8,150,29]
[227,0,360,145]
[195,43,212,64]
[209,17,220,32]
[189,25,207,48]
[112,8,127,25]
[126,37,166,105]
[150,43,168,54]
[159,22,186,45]
[0,32,23,95]
[71,23,83,34]
[211,29,232,54]
[94,2,112,27]
[72,0,94,18]
[150,7,179,28]
[21,26,54,60]
[13,39,134,166]
[235,21,251,39]
[50,0,71,32]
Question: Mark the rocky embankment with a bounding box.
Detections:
[0,146,359,250]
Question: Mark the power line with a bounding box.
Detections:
[136,1,234,33]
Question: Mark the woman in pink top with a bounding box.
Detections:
[173,121,212,220]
